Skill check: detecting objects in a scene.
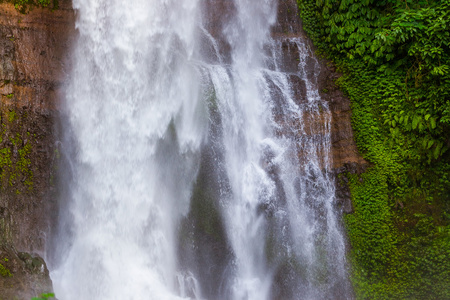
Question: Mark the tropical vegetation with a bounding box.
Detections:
[297,0,450,298]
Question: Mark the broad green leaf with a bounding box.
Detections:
[433,144,441,159]
[419,122,425,131]
[422,139,428,148]
[430,117,436,129]
[412,115,421,129]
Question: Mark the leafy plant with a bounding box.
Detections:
[297,0,450,298]
[31,293,55,300]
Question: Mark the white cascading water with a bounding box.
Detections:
[51,0,351,299]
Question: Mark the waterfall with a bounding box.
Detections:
[50,0,351,299]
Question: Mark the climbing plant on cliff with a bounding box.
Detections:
[297,0,450,298]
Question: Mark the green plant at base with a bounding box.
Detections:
[31,293,55,300]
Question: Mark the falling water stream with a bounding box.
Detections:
[50,0,351,299]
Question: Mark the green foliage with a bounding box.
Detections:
[31,293,55,300]
[297,0,450,298]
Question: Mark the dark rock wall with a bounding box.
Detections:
[0,1,75,298]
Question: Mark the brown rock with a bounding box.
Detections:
[0,244,53,300]
[0,1,75,298]
[0,0,75,111]
[271,0,368,215]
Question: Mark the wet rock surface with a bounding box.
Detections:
[0,1,75,297]
[0,244,52,300]
[274,0,367,171]
[182,1,364,299]
[274,0,368,216]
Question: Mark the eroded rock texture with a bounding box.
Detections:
[274,0,367,216]
[0,1,74,298]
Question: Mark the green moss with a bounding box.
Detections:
[0,109,34,193]
[338,62,450,299]
[0,262,12,278]
[7,110,16,122]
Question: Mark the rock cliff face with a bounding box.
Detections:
[0,0,366,298]
[0,1,74,298]
[202,0,366,176]
[274,0,367,214]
